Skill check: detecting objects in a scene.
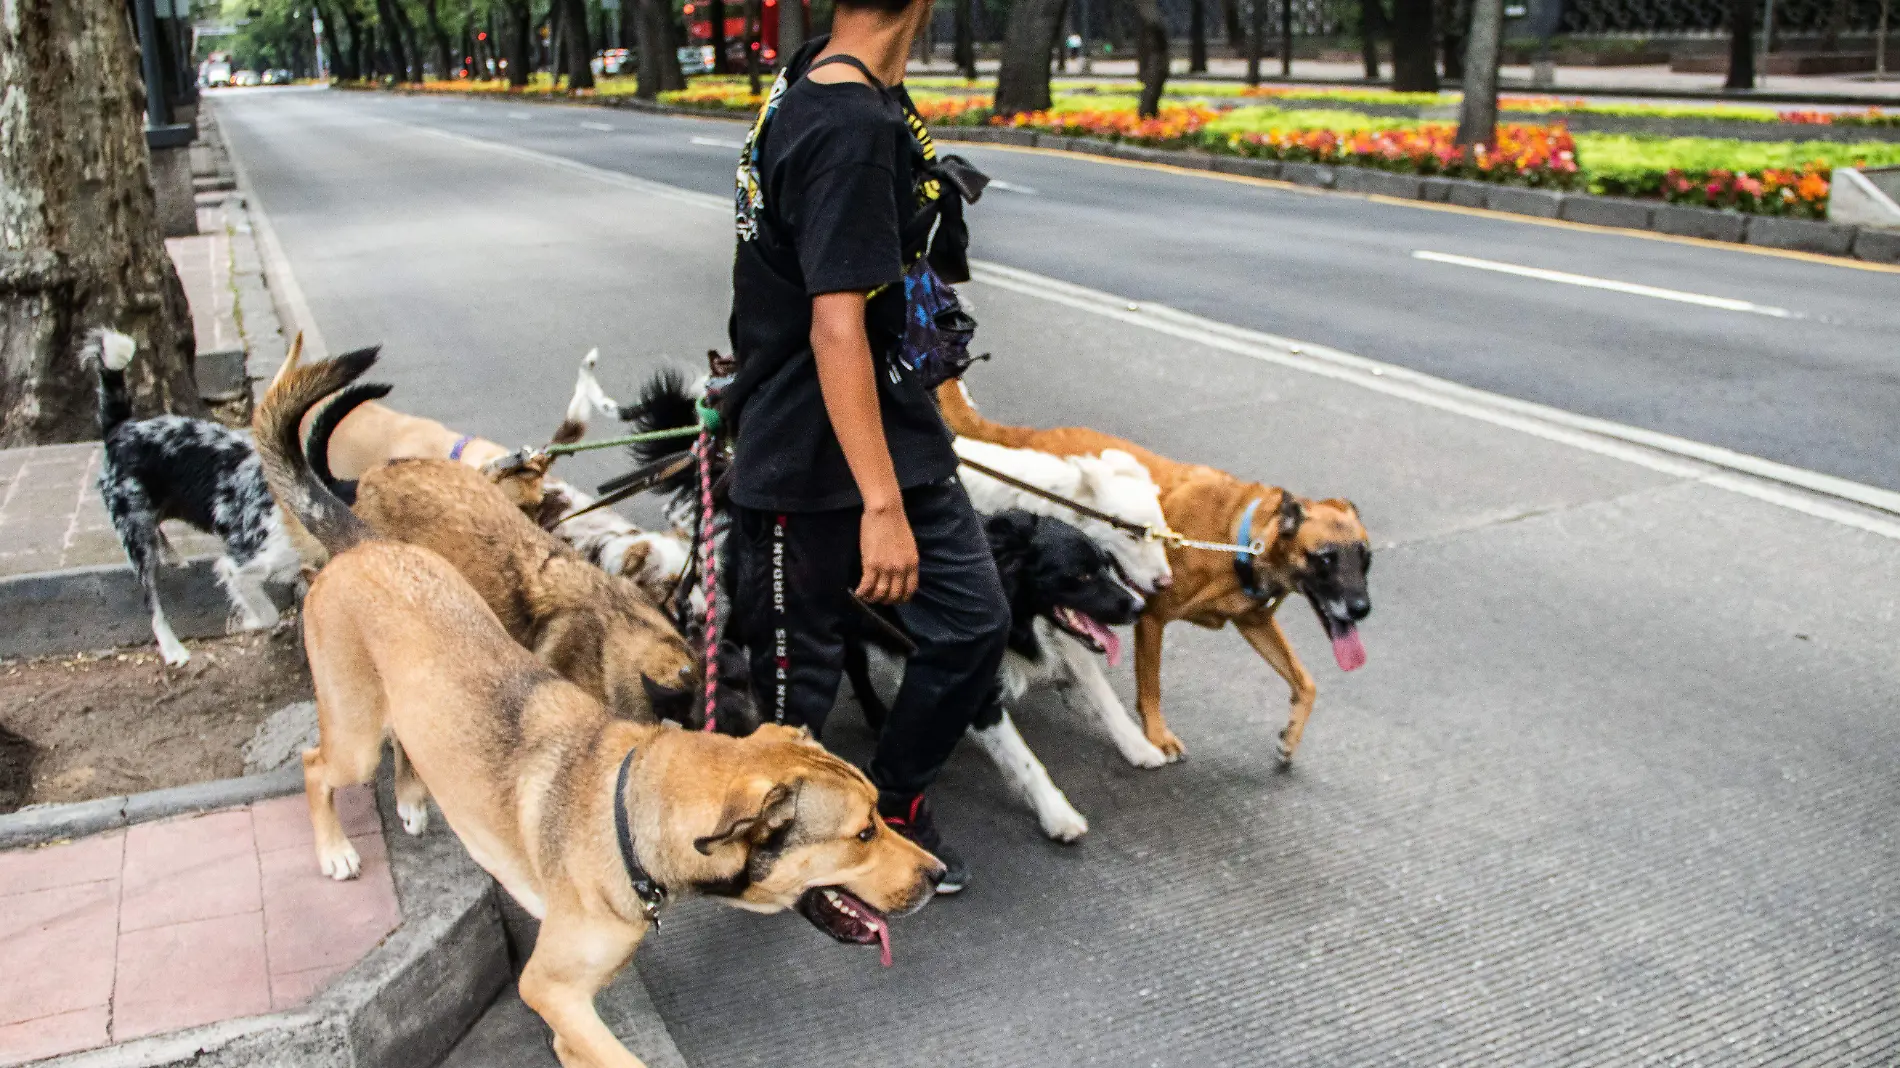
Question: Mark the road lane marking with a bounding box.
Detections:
[510,111,534,120]
[334,114,1900,539]
[1412,250,1801,319]
[988,179,1039,195]
[580,120,614,131]
[690,136,744,148]
[970,261,1900,540]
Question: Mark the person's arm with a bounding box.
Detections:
[811,290,918,605]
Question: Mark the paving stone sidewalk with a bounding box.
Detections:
[0,787,398,1065]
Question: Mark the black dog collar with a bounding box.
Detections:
[614,747,669,926]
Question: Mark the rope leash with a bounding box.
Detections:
[954,455,1265,557]
[540,423,703,458]
[692,430,722,732]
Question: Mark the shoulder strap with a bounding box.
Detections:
[806,52,885,90]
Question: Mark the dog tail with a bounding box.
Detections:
[935,379,1038,449]
[305,381,393,505]
[549,347,612,447]
[254,347,382,555]
[621,368,703,498]
[81,328,138,437]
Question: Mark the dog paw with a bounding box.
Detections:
[1040,804,1089,843]
[159,643,192,668]
[318,840,362,881]
[1145,726,1187,762]
[398,800,429,837]
[1276,728,1299,766]
[1120,740,1172,769]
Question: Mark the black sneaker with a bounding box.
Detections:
[879,792,967,895]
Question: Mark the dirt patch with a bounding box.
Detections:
[0,622,313,813]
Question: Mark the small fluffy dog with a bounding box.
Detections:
[87,328,301,665]
[847,511,1145,842]
[537,479,693,608]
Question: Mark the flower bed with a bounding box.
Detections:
[657,81,765,111]
[1226,124,1581,187]
[1779,107,1900,128]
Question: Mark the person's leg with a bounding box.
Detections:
[872,478,1009,891]
[727,505,860,737]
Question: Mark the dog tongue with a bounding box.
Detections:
[872,918,892,967]
[1101,626,1122,667]
[1331,627,1367,672]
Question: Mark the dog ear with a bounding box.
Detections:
[618,539,653,578]
[1277,494,1304,538]
[695,778,798,854]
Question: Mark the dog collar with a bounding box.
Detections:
[448,434,474,462]
[1233,499,1279,602]
[614,747,669,926]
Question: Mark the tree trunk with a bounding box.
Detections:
[954,0,976,76]
[1222,0,1244,53]
[373,0,407,78]
[420,0,453,77]
[1389,0,1436,89]
[1280,0,1291,74]
[1726,0,1757,88]
[562,0,595,87]
[636,0,685,94]
[709,0,729,72]
[504,0,532,83]
[778,0,805,65]
[994,0,1068,116]
[338,2,367,78]
[1134,0,1168,115]
[1454,0,1501,145]
[1359,0,1385,77]
[1188,0,1207,71]
[744,0,762,92]
[392,0,424,80]
[1247,0,1264,81]
[316,0,349,77]
[1438,0,1464,81]
[0,0,200,446]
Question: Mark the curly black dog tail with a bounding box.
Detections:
[621,368,703,498]
[304,382,393,505]
[81,328,138,437]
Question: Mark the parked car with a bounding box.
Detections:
[233,69,262,86]
[595,48,631,76]
[261,68,292,84]
[201,53,232,87]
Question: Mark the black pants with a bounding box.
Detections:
[727,478,1008,798]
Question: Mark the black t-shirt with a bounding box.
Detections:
[727,65,958,513]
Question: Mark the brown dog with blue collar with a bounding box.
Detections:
[939,380,1373,765]
[257,351,944,1068]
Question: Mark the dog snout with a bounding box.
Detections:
[1154,573,1173,590]
[1346,596,1371,621]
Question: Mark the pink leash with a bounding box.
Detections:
[695,432,720,732]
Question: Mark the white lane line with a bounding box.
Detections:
[691,135,744,149]
[988,179,1039,195]
[509,111,534,121]
[1413,250,1801,319]
[971,261,1900,540]
[580,120,614,131]
[336,115,1899,540]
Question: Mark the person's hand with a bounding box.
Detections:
[857,500,919,604]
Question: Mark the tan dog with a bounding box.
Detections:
[278,354,701,727]
[279,336,602,514]
[254,352,944,1068]
[939,381,1372,764]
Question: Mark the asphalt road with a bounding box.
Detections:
[213,87,1900,1067]
[225,85,1899,493]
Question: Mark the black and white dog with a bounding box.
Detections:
[87,328,301,665]
[844,510,1144,842]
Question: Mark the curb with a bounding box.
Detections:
[26,772,508,1068]
[0,558,297,662]
[0,766,303,849]
[932,126,1900,267]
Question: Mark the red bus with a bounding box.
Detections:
[681,0,806,70]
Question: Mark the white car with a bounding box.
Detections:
[234,69,262,86]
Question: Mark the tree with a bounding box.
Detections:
[557,0,594,87]
[1389,0,1436,89]
[1,0,201,445]
[500,0,531,83]
[1133,0,1168,116]
[953,0,975,77]
[635,0,684,95]
[1247,0,1264,82]
[419,0,454,76]
[1221,0,1244,54]
[1454,0,1502,145]
[1359,0,1386,78]
[1188,0,1207,71]
[994,0,1067,116]
[1725,0,1757,88]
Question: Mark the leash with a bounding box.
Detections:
[954,455,1265,557]
[540,423,703,458]
[614,746,668,926]
[691,422,723,733]
[551,452,695,527]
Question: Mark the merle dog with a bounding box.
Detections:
[87,328,301,665]
[846,510,1144,842]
